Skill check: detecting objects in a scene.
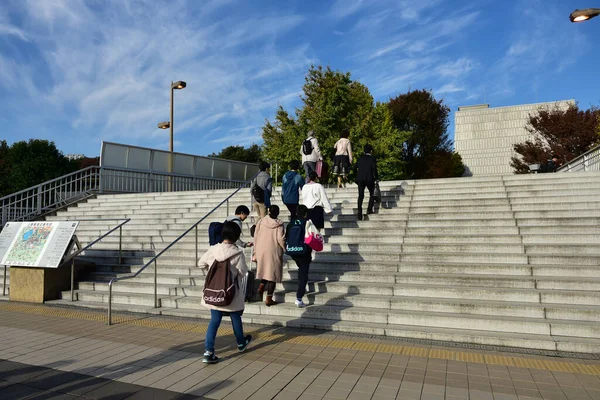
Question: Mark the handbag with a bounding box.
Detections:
[304,219,324,252]
[316,160,323,177]
[373,181,381,203]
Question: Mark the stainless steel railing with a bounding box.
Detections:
[107,172,259,325]
[1,166,249,229]
[557,144,600,173]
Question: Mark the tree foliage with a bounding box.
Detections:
[262,65,408,182]
[209,144,262,164]
[388,89,461,179]
[511,104,600,174]
[0,139,79,197]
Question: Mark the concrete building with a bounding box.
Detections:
[454,100,574,176]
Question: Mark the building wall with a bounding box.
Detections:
[454,100,574,176]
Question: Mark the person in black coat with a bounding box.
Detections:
[354,144,379,220]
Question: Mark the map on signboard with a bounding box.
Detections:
[0,221,79,268]
[4,224,54,265]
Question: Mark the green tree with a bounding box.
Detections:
[0,140,10,197]
[388,89,462,178]
[511,104,600,174]
[262,65,406,182]
[209,144,262,164]
[0,139,78,197]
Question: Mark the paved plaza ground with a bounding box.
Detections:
[0,302,598,400]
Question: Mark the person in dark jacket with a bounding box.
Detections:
[281,160,304,221]
[251,162,272,221]
[354,144,379,221]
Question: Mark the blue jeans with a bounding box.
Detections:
[205,309,245,353]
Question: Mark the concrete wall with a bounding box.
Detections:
[454,100,574,176]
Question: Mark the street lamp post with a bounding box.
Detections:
[570,8,600,22]
[158,80,186,191]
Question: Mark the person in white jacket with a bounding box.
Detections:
[300,171,332,231]
[197,221,251,364]
[300,130,322,183]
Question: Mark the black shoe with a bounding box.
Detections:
[238,335,252,352]
[357,214,363,221]
[203,352,219,364]
[367,209,374,214]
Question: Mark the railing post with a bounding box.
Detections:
[154,260,158,308]
[70,258,75,301]
[226,199,229,216]
[108,280,113,325]
[119,226,123,265]
[2,265,6,297]
[36,185,42,215]
[99,167,105,194]
[195,225,198,267]
[1,206,6,229]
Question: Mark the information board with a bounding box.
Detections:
[0,221,79,268]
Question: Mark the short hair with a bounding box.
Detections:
[289,160,300,170]
[364,144,373,154]
[308,171,318,182]
[340,129,350,139]
[268,204,280,219]
[221,221,241,243]
[259,161,270,171]
[296,204,308,218]
[235,205,250,215]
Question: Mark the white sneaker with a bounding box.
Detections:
[295,299,306,308]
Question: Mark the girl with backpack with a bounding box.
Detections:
[197,221,252,363]
[252,205,286,307]
[285,205,313,308]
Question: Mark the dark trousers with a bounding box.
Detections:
[260,280,276,295]
[293,256,311,300]
[285,203,298,221]
[303,162,316,183]
[357,180,375,215]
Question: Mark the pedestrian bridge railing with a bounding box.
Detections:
[557,144,600,173]
[1,166,250,229]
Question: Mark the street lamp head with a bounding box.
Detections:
[172,81,187,90]
[570,8,600,22]
[158,121,170,129]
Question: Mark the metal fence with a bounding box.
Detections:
[1,165,253,228]
[557,144,600,173]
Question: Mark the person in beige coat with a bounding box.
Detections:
[197,221,251,364]
[252,205,286,307]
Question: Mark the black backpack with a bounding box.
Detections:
[203,254,238,306]
[208,218,241,245]
[302,138,313,155]
[251,183,264,202]
[285,219,310,256]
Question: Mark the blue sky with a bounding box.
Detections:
[1,0,599,158]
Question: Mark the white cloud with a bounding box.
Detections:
[436,58,477,78]
[436,83,465,94]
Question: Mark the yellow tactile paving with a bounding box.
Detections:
[1,302,598,376]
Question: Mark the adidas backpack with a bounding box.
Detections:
[203,254,237,306]
[285,219,310,256]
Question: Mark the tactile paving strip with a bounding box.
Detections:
[1,302,599,375]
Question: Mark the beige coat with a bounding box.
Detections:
[253,216,285,283]
[197,243,248,312]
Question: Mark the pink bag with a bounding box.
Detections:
[316,160,323,177]
[304,219,323,252]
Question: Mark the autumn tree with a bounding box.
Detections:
[387,89,463,179]
[209,144,262,164]
[511,104,600,174]
[262,65,407,182]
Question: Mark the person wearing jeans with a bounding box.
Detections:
[301,130,322,183]
[287,205,312,308]
[197,221,252,363]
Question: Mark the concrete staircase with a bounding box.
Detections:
[35,172,600,354]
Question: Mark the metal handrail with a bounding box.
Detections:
[557,143,600,173]
[63,218,131,301]
[107,172,260,325]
